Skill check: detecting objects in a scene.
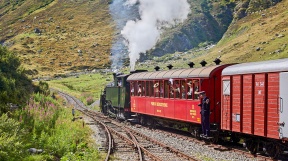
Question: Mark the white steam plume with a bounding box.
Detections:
[121,0,190,71]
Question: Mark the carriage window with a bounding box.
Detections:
[160,81,164,97]
[164,80,170,98]
[130,82,135,96]
[223,80,230,95]
[137,82,144,96]
[187,79,200,100]
[181,80,186,99]
[193,80,199,100]
[117,79,122,87]
[187,80,193,99]
[145,82,148,97]
[168,79,174,98]
[148,81,153,97]
[154,81,160,97]
[174,80,181,99]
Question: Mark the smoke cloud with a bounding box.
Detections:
[109,0,139,72]
[121,0,190,71]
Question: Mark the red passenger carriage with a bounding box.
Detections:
[127,64,230,134]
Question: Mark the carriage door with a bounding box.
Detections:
[279,72,288,139]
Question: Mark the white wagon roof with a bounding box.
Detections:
[222,58,288,75]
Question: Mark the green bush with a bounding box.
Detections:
[0,114,25,161]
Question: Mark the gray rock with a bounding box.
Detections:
[28,148,43,154]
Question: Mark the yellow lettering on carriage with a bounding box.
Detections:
[190,109,196,116]
[151,102,168,107]
[156,109,162,113]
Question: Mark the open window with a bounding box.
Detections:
[154,81,160,97]
[186,79,200,100]
[130,81,136,96]
[137,81,145,96]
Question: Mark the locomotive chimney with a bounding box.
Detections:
[213,58,222,65]
[200,60,207,67]
[188,62,195,68]
[167,64,173,70]
[154,66,160,71]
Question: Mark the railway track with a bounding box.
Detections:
[56,89,199,161]
[55,89,288,160]
[130,125,288,161]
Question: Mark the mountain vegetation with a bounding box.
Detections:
[0,46,33,114]
[1,0,113,78]
[0,0,287,75]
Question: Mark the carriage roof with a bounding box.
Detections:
[127,65,225,81]
[222,58,288,75]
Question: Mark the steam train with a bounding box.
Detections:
[100,58,288,158]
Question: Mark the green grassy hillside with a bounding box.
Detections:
[191,0,288,66]
[0,0,113,77]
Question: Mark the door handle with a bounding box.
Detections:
[279,97,283,113]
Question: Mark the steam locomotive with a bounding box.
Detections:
[100,58,288,158]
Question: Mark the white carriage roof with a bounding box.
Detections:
[222,58,288,75]
[127,65,225,81]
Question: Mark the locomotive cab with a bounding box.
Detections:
[100,70,147,120]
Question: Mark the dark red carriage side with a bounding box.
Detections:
[127,64,230,129]
[221,58,288,140]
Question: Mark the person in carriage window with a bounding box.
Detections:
[187,81,193,99]
[130,82,134,96]
[117,79,122,87]
[181,84,186,99]
[154,82,160,97]
[138,84,142,96]
[174,81,180,98]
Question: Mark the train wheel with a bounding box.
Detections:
[193,128,201,139]
[210,131,219,143]
[230,134,240,143]
[139,116,146,126]
[264,142,280,159]
[146,118,155,129]
[245,139,258,154]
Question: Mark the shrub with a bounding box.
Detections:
[0,114,25,161]
[86,96,94,105]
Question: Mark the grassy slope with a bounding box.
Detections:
[0,0,113,77]
[185,0,288,66]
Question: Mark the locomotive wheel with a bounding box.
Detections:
[245,140,258,154]
[264,143,280,159]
